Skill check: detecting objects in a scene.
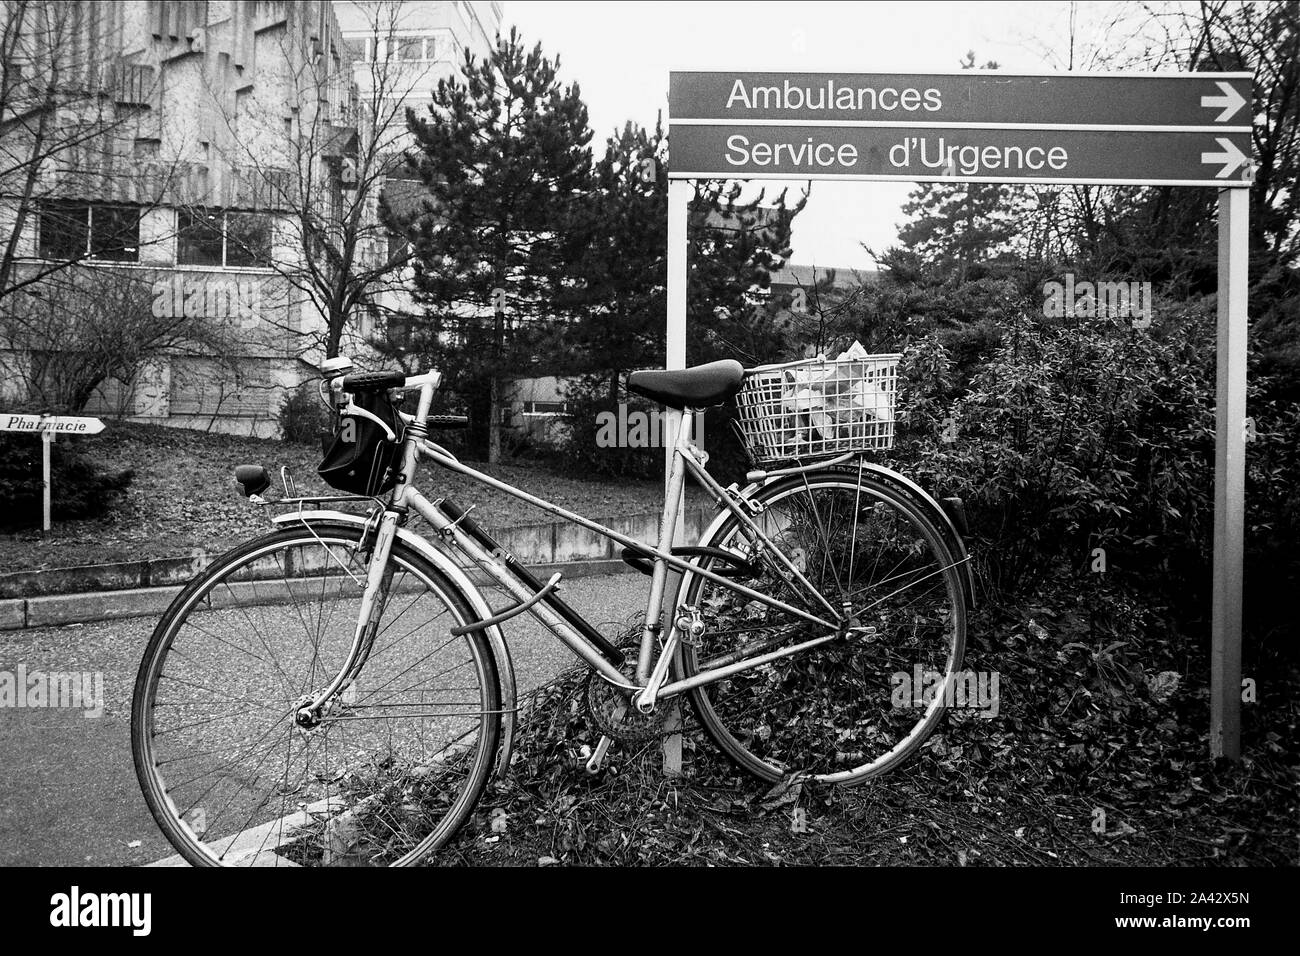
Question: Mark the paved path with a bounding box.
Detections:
[0,570,648,866]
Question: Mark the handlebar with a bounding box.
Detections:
[319,358,448,424]
[340,369,406,391]
[320,357,442,395]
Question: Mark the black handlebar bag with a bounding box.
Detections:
[317,391,405,496]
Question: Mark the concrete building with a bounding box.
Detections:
[770,263,876,299]
[0,1,498,437]
[0,0,363,436]
[334,1,499,138]
[332,1,501,346]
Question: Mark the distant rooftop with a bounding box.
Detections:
[772,264,877,289]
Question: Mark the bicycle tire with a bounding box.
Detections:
[673,468,967,785]
[131,523,501,866]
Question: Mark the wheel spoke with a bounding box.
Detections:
[133,529,499,867]
[679,472,966,784]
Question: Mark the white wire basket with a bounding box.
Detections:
[734,353,901,465]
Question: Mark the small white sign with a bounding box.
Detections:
[0,414,105,435]
[1,414,106,532]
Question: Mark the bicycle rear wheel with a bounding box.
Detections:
[675,467,967,785]
[132,524,500,866]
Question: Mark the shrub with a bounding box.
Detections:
[890,302,1222,598]
[555,379,754,487]
[557,383,663,481]
[0,433,133,528]
[278,381,334,446]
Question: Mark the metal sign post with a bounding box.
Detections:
[41,425,53,532]
[1212,187,1249,759]
[0,414,107,532]
[665,68,1253,761]
[660,179,694,775]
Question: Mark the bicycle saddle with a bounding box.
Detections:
[625,359,745,410]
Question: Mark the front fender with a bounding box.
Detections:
[272,509,517,778]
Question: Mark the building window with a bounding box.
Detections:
[177,210,223,266]
[377,32,453,63]
[178,209,272,268]
[522,401,569,417]
[226,212,273,267]
[38,201,141,262]
[170,357,272,417]
[394,36,424,60]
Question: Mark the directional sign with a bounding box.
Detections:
[0,414,106,531]
[664,66,1257,763]
[670,71,1253,128]
[0,414,106,435]
[670,124,1253,186]
[1201,81,1249,123]
[668,70,1255,187]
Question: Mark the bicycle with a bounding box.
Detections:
[131,352,975,866]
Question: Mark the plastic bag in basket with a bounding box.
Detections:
[785,343,891,445]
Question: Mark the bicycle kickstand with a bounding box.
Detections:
[585,735,615,774]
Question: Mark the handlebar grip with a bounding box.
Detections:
[427,414,469,430]
[341,369,406,391]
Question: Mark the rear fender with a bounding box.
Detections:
[693,462,977,610]
[851,463,977,610]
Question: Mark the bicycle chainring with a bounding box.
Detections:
[583,667,666,744]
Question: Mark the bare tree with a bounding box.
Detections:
[1183,0,1298,259]
[201,0,442,361]
[0,1,185,303]
[0,264,236,413]
[1007,1,1297,272]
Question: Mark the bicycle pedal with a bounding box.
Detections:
[584,735,614,774]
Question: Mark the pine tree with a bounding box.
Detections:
[687,178,805,365]
[554,116,806,479]
[563,118,807,379]
[561,117,806,394]
[386,27,593,461]
[562,118,670,402]
[894,54,1017,281]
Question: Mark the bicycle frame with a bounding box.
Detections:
[313,371,856,722]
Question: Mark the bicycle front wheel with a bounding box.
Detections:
[132,524,500,866]
[675,468,967,785]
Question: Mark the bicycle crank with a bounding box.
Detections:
[583,670,667,743]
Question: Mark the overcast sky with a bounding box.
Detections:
[501,0,1165,271]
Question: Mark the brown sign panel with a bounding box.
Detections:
[669,71,1253,128]
[668,124,1253,187]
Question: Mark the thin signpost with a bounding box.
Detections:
[665,69,1253,760]
[0,414,107,532]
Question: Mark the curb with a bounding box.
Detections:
[1,508,708,631]
[0,557,633,631]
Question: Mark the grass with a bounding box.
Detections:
[1,421,685,571]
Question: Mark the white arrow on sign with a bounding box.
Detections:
[1201,80,1247,123]
[1201,137,1249,179]
[0,413,106,434]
